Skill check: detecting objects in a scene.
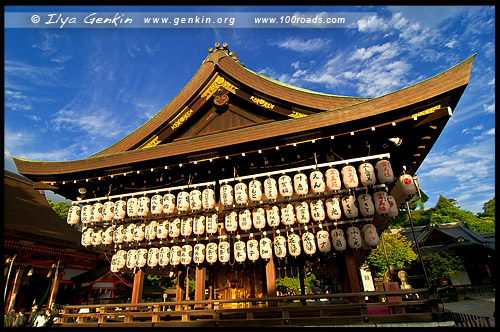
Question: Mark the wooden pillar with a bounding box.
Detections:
[194,266,205,309]
[131,268,145,308]
[6,267,25,312]
[298,266,306,306]
[343,249,360,303]
[175,269,184,311]
[48,263,62,308]
[266,256,277,306]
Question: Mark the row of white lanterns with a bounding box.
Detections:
[68,159,396,225]
[80,189,401,248]
[109,223,380,272]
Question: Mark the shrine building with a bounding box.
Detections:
[12,43,475,327]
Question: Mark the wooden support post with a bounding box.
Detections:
[175,269,184,311]
[343,249,361,303]
[266,255,277,307]
[131,268,145,310]
[48,263,62,309]
[194,266,205,309]
[299,266,306,306]
[6,267,25,312]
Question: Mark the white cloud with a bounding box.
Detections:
[5,60,65,87]
[357,15,388,32]
[274,38,330,52]
[483,101,495,114]
[51,108,123,139]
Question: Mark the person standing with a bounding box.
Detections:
[4,309,15,327]
[33,308,47,327]
[27,305,39,327]
[13,309,28,327]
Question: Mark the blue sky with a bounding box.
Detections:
[4,5,495,213]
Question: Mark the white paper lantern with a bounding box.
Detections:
[113,225,124,244]
[81,204,92,224]
[145,220,158,241]
[169,218,181,238]
[127,197,138,218]
[150,194,163,215]
[263,177,278,201]
[361,223,380,247]
[234,182,249,205]
[293,172,309,196]
[331,228,346,251]
[316,230,332,253]
[347,226,362,249]
[248,179,263,202]
[181,244,193,265]
[189,189,202,211]
[247,238,259,262]
[274,235,287,258]
[202,188,216,210]
[102,201,114,221]
[147,247,159,267]
[180,217,193,237]
[234,238,247,263]
[399,174,417,202]
[162,193,176,214]
[218,240,230,263]
[220,183,234,206]
[295,202,310,224]
[133,223,145,242]
[67,205,81,225]
[206,242,218,264]
[357,194,375,217]
[266,206,280,228]
[136,248,148,268]
[90,202,103,222]
[102,225,114,245]
[114,200,127,220]
[158,247,170,267]
[260,236,273,260]
[225,211,238,233]
[288,233,301,257]
[170,246,181,266]
[115,250,127,269]
[281,204,296,226]
[252,208,266,230]
[373,191,390,215]
[325,168,342,191]
[358,162,376,187]
[238,209,252,231]
[310,199,326,222]
[110,254,119,273]
[124,223,136,243]
[156,220,169,239]
[341,195,359,219]
[341,165,359,189]
[90,228,101,246]
[81,227,93,247]
[126,249,138,269]
[193,243,206,265]
[302,231,317,255]
[375,160,395,184]
[177,191,190,212]
[205,214,218,235]
[138,196,150,217]
[310,170,326,194]
[278,174,294,198]
[325,197,342,221]
[193,215,206,236]
[387,195,399,218]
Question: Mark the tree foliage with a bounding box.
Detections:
[364,232,418,278]
[47,199,70,220]
[422,251,464,287]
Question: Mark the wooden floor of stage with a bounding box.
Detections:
[57,288,453,327]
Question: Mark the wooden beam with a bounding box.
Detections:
[343,249,361,302]
[6,267,25,313]
[175,269,184,311]
[48,263,63,309]
[265,256,277,307]
[195,266,205,309]
[131,268,145,307]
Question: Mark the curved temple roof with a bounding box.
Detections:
[13,45,475,194]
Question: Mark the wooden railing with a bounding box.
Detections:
[448,311,492,328]
[57,288,446,327]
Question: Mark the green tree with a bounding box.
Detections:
[390,188,429,228]
[422,251,464,287]
[364,232,418,278]
[470,197,495,233]
[47,199,70,220]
